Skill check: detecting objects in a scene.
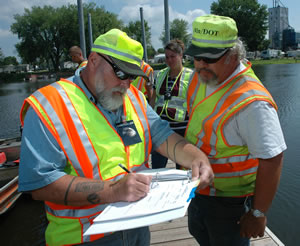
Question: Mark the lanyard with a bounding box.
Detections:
[165,67,184,93]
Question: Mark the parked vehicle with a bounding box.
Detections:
[260,49,280,59]
[154,54,166,63]
[286,50,300,57]
[0,136,21,215]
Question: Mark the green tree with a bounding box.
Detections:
[123,20,155,58]
[160,18,191,48]
[211,0,268,51]
[3,56,18,65]
[0,48,4,65]
[11,3,123,71]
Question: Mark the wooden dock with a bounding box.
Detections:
[149,159,284,246]
[149,215,284,245]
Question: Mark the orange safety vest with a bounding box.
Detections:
[20,79,152,245]
[131,61,153,96]
[185,61,277,197]
[77,60,88,69]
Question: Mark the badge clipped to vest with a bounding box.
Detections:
[164,88,172,101]
[116,120,142,146]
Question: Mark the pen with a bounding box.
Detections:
[118,163,131,173]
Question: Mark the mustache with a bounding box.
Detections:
[197,68,213,73]
[111,87,127,94]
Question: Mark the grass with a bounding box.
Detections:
[250,57,300,65]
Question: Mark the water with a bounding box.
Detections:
[0,65,299,245]
[253,64,300,246]
[0,80,55,139]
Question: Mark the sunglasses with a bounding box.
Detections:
[97,53,138,81]
[194,50,228,64]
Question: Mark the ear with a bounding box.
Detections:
[89,52,100,67]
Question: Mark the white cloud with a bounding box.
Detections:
[0,0,208,56]
[0,0,76,24]
[118,3,206,50]
[0,29,15,38]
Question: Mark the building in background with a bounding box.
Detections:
[282,27,297,51]
[268,1,289,50]
[268,0,300,51]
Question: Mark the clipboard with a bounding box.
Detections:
[84,168,199,236]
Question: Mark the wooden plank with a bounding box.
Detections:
[150,227,194,244]
[250,237,280,246]
[150,216,188,232]
[265,227,285,246]
[151,238,198,246]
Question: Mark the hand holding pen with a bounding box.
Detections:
[115,164,152,202]
[118,163,131,174]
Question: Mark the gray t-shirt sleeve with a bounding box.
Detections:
[145,103,174,150]
[223,100,287,159]
[18,107,67,192]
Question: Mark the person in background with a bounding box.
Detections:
[131,60,154,102]
[150,39,193,169]
[18,28,214,246]
[69,45,88,70]
[184,14,286,246]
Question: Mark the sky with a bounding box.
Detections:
[0,0,299,58]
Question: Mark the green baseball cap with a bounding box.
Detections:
[91,29,148,80]
[185,15,238,59]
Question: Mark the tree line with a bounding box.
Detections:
[9,0,269,72]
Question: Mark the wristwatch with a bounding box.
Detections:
[251,209,265,218]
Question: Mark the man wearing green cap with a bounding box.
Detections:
[18,28,213,246]
[184,15,286,245]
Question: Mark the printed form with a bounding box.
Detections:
[84,168,199,235]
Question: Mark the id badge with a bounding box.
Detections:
[116,120,142,146]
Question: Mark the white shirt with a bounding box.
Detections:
[205,62,287,159]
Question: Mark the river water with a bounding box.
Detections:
[0,64,299,245]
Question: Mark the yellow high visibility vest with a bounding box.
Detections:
[154,67,193,122]
[20,79,152,245]
[186,61,277,197]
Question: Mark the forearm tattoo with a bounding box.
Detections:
[64,176,77,206]
[75,182,105,204]
[173,139,185,163]
[64,177,105,205]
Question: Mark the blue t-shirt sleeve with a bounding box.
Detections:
[18,107,67,192]
[145,103,174,150]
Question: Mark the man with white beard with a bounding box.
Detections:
[18,29,213,246]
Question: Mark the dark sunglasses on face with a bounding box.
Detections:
[97,53,138,81]
[194,50,228,64]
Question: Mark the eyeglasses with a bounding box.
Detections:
[97,53,138,81]
[194,50,228,64]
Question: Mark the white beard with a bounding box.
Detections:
[196,68,219,86]
[95,80,127,111]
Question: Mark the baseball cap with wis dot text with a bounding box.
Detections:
[185,15,238,60]
[91,29,149,81]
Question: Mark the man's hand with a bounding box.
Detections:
[191,160,214,189]
[112,173,152,202]
[239,211,267,238]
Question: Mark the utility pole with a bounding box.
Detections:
[164,0,170,45]
[77,0,86,59]
[140,7,148,62]
[88,13,93,53]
